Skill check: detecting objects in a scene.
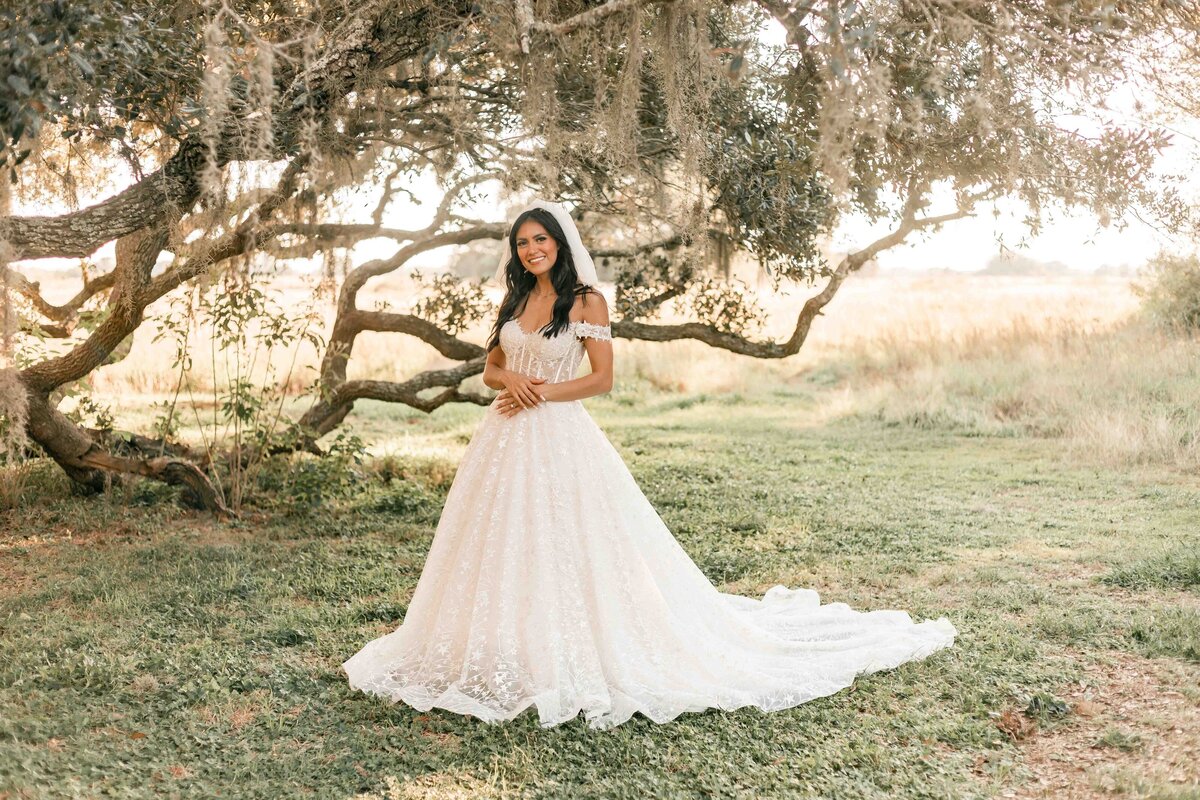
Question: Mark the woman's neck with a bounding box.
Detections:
[531,276,556,297]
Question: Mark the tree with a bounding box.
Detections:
[0,0,1192,513]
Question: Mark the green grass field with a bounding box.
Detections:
[2,377,1198,799]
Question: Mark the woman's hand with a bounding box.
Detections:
[498,371,546,410]
[494,388,528,418]
[495,384,546,417]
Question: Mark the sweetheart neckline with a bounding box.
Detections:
[506,318,580,338]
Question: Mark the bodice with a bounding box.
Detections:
[500,319,612,384]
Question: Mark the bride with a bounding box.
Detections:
[342,201,957,730]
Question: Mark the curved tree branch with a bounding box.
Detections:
[0,264,117,325]
[20,225,170,392]
[592,234,685,259]
[299,357,489,438]
[614,204,973,357]
[348,310,486,360]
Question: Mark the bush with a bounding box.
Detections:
[1135,252,1200,332]
[366,480,441,522]
[253,431,367,512]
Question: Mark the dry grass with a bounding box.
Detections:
[829,294,1200,471]
[0,462,32,510]
[609,273,1200,472]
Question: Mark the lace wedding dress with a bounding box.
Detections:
[342,318,957,730]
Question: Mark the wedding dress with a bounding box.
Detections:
[342,318,957,730]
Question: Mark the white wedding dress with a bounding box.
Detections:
[342,318,957,730]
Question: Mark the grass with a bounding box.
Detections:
[1095,728,1144,752]
[1103,545,1200,592]
[3,385,1200,799]
[3,273,1199,797]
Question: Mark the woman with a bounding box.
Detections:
[342,200,956,730]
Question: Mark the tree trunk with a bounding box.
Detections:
[22,383,231,517]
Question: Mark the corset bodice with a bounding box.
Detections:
[500,319,612,384]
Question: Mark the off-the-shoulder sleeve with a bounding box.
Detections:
[574,320,612,341]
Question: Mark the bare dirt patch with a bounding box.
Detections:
[1008,650,1200,799]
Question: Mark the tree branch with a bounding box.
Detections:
[592,234,684,259]
[0,264,116,325]
[264,222,435,245]
[339,223,507,309]
[531,0,674,38]
[299,358,489,437]
[614,204,974,357]
[19,156,309,394]
[146,157,310,303]
[20,224,170,392]
[0,3,458,260]
[347,310,486,361]
[0,141,207,260]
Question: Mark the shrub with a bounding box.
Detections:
[1135,252,1200,332]
[366,480,440,522]
[253,431,367,512]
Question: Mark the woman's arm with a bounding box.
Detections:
[484,338,546,407]
[481,344,509,391]
[538,293,613,403]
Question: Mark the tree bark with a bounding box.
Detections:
[22,386,231,516]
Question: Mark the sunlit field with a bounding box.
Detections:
[3,270,1199,799]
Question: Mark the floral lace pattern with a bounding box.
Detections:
[342,319,956,730]
[573,320,612,341]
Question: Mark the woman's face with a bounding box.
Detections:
[514,219,559,278]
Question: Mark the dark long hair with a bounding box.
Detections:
[485,207,599,350]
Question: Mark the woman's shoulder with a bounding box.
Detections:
[569,285,609,325]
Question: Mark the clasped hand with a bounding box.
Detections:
[496,371,546,417]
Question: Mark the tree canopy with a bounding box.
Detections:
[0,0,1194,511]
